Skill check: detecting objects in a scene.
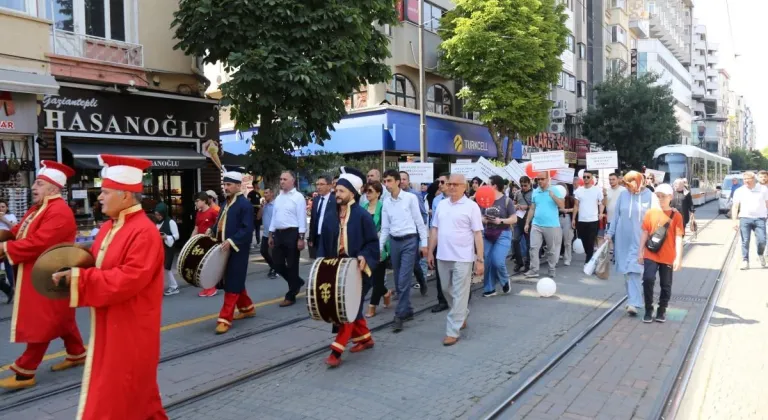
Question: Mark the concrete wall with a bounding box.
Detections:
[137,0,192,74]
[0,9,51,74]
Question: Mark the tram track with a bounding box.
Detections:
[0,272,441,415]
[479,211,730,420]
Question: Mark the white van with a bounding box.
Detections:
[717,173,744,213]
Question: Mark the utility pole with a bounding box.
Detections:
[418,0,427,162]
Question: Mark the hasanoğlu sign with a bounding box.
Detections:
[40,87,218,140]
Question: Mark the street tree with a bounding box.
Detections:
[172,0,398,183]
[438,0,569,162]
[582,73,680,170]
[730,148,768,171]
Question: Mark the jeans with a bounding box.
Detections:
[642,259,673,310]
[559,215,574,264]
[390,235,419,318]
[739,217,766,261]
[576,221,599,263]
[513,220,529,266]
[437,260,473,338]
[624,272,644,308]
[483,229,512,293]
[529,225,562,276]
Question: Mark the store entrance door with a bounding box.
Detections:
[150,170,196,247]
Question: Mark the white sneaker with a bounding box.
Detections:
[626,305,638,316]
[741,260,749,270]
[164,287,179,296]
[760,256,766,268]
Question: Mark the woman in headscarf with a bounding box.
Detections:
[154,203,181,296]
[605,171,660,316]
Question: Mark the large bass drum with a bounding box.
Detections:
[306,258,362,324]
[177,234,229,288]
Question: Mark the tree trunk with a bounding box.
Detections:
[488,123,504,161]
[504,129,514,163]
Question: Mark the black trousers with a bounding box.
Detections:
[642,259,673,310]
[369,257,389,306]
[576,221,599,263]
[272,227,304,301]
[513,218,530,267]
[260,236,274,269]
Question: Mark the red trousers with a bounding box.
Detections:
[330,319,371,353]
[217,290,254,325]
[11,329,86,377]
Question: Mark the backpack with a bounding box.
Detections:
[645,209,676,253]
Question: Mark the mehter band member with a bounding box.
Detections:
[0,161,86,390]
[212,167,255,334]
[317,167,380,367]
[52,155,167,420]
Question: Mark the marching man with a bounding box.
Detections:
[52,155,167,420]
[212,167,255,334]
[317,167,380,367]
[0,161,87,390]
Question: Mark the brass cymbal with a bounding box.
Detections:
[0,230,14,242]
[31,244,95,300]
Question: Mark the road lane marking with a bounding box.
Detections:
[0,292,306,373]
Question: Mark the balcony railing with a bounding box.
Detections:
[52,30,143,67]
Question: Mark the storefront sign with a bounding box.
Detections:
[151,159,181,168]
[586,151,619,170]
[40,87,218,141]
[531,151,567,171]
[453,134,489,153]
[0,91,37,134]
[522,133,590,159]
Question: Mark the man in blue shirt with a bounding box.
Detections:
[523,172,565,278]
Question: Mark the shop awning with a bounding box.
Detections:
[0,69,59,96]
[64,143,208,170]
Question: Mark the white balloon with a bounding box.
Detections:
[554,184,566,197]
[572,238,585,254]
[578,169,585,179]
[537,277,557,297]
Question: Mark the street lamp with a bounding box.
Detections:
[418,0,427,162]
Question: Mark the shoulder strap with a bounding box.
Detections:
[663,209,676,228]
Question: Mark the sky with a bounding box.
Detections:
[694,0,765,148]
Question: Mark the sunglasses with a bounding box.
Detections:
[583,176,592,180]
[366,189,376,194]
[439,180,445,184]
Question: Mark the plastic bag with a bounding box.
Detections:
[573,238,585,254]
[584,242,609,277]
[594,242,611,280]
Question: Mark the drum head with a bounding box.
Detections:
[199,245,229,289]
[31,244,95,299]
[340,259,362,323]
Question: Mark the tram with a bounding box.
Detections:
[652,145,731,205]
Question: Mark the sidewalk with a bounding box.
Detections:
[677,233,768,419]
[492,217,735,420]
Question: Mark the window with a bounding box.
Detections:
[0,0,33,13]
[567,75,576,92]
[611,26,627,45]
[386,74,417,109]
[461,98,480,121]
[566,35,575,52]
[410,1,445,32]
[557,72,566,88]
[577,81,587,97]
[45,0,127,41]
[612,0,626,9]
[578,43,586,59]
[609,58,627,75]
[427,84,453,115]
[630,37,637,49]
[344,86,368,111]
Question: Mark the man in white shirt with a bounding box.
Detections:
[400,171,428,295]
[268,171,308,306]
[573,170,605,264]
[428,174,484,346]
[605,172,625,230]
[731,171,768,269]
[380,169,428,332]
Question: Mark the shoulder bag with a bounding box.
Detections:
[645,209,677,253]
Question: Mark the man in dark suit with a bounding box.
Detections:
[308,175,334,258]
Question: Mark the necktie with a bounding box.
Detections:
[317,197,325,233]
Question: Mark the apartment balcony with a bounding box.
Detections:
[692,54,706,66]
[708,54,719,64]
[51,30,143,67]
[629,18,650,38]
[692,85,705,99]
[706,68,719,79]
[608,7,629,30]
[708,42,719,52]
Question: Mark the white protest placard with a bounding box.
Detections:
[503,160,526,186]
[72,190,87,199]
[586,151,619,170]
[398,162,434,184]
[450,162,475,177]
[597,168,616,190]
[645,169,665,184]
[472,157,504,184]
[456,159,472,164]
[531,151,567,171]
[552,167,576,184]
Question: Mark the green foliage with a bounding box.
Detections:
[438,0,569,162]
[582,73,681,170]
[172,0,398,183]
[729,148,768,171]
[296,152,383,191]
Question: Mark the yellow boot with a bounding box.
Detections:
[215,322,230,334]
[233,308,255,320]
[0,375,36,390]
[51,358,86,372]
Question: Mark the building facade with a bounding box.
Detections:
[636,38,692,145]
[689,21,724,154]
[1,0,222,242]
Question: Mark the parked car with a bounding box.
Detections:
[717,173,744,214]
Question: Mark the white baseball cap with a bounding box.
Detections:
[655,183,674,196]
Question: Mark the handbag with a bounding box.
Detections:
[0,142,9,182]
[645,209,676,253]
[7,142,19,174]
[483,197,510,243]
[19,141,33,171]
